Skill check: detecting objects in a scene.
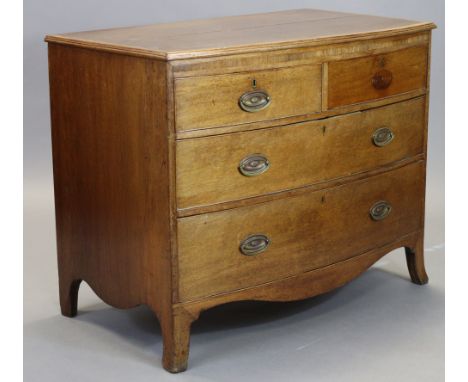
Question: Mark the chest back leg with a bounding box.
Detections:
[59,277,82,317]
[405,232,428,285]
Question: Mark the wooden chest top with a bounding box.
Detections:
[45,9,435,59]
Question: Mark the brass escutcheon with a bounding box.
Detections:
[372,127,394,147]
[239,154,270,177]
[239,89,271,112]
[370,201,392,221]
[240,234,270,256]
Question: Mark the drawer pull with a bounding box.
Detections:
[240,234,270,256]
[372,69,393,90]
[372,127,394,147]
[370,201,392,221]
[239,154,270,177]
[239,90,271,112]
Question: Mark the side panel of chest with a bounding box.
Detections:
[48,44,173,313]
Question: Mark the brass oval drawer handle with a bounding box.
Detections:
[372,127,394,147]
[239,154,270,177]
[370,201,392,221]
[240,234,270,256]
[372,69,393,90]
[239,90,271,112]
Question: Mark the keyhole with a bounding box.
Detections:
[252,79,257,88]
[377,56,386,68]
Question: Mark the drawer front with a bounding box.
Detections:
[328,46,428,108]
[176,97,425,209]
[177,162,424,302]
[174,65,322,131]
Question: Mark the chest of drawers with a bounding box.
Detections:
[46,9,435,373]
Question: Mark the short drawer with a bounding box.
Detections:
[176,97,425,209]
[177,161,424,302]
[174,65,322,131]
[327,46,428,108]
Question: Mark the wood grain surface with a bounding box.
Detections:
[177,161,424,302]
[175,230,424,315]
[176,97,425,209]
[45,9,435,60]
[175,65,321,131]
[48,44,172,314]
[328,45,428,108]
[171,32,430,78]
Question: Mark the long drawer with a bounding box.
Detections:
[176,97,425,210]
[176,161,424,302]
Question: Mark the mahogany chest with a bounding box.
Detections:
[45,9,435,372]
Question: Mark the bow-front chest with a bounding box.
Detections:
[46,9,435,373]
